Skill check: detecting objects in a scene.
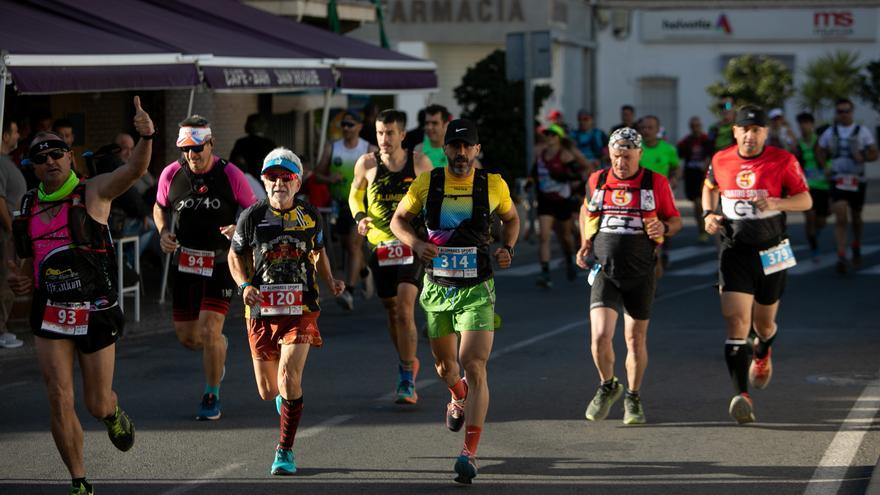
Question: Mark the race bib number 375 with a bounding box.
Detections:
[259,284,303,316]
[42,301,90,336]
[178,247,215,277]
[432,246,477,278]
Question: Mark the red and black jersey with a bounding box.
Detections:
[585,168,680,278]
[706,145,808,248]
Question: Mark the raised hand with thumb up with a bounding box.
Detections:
[132,95,155,138]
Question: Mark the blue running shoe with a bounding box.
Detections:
[454,454,477,484]
[271,447,296,475]
[196,393,221,421]
[275,394,282,415]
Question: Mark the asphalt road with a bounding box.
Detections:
[2,204,880,495]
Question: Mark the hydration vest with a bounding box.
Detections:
[829,124,861,159]
[585,168,659,242]
[425,168,492,286]
[166,158,239,253]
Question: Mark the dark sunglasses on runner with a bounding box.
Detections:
[263,171,298,182]
[180,144,206,153]
[30,149,67,165]
[340,121,357,128]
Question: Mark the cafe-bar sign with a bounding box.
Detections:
[641,9,876,42]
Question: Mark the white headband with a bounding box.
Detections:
[176,126,212,147]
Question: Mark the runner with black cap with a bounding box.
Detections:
[702,105,811,424]
[154,115,257,421]
[8,96,152,495]
[391,118,520,484]
[576,127,681,425]
[348,109,433,404]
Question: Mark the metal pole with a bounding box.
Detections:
[524,32,534,178]
[0,63,7,137]
[315,88,332,165]
[186,87,195,117]
[158,212,178,304]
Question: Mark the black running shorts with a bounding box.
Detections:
[368,250,423,300]
[830,183,866,212]
[589,270,656,320]
[30,291,125,354]
[718,245,786,305]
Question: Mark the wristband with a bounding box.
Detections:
[140,131,157,140]
[503,244,515,257]
[238,282,251,294]
[354,212,367,224]
[702,210,714,220]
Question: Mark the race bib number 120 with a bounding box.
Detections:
[178,247,215,277]
[377,240,414,267]
[432,246,477,278]
[42,301,90,336]
[759,239,797,275]
[259,284,303,316]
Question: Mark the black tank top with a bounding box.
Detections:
[166,159,239,253]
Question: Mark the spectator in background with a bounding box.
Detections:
[53,118,88,178]
[402,109,427,152]
[116,132,155,199]
[547,109,568,133]
[230,114,277,179]
[0,115,26,349]
[610,105,636,136]
[766,108,798,153]
[115,132,134,163]
[677,116,713,242]
[571,110,607,171]
[360,102,380,147]
[15,111,53,188]
[709,98,737,154]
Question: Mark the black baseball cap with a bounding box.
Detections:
[342,110,363,124]
[445,118,479,145]
[735,106,767,127]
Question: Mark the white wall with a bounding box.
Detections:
[596,8,880,140]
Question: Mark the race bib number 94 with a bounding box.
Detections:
[377,240,413,267]
[759,239,797,275]
[42,301,90,336]
[432,246,477,278]
[178,247,215,277]
[259,284,303,316]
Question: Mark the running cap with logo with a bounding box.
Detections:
[28,139,70,157]
[261,148,303,179]
[176,126,213,147]
[735,106,767,127]
[608,127,643,150]
[445,119,479,145]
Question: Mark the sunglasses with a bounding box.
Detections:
[180,144,206,153]
[31,149,67,165]
[263,172,298,183]
[340,121,357,128]
[836,108,853,114]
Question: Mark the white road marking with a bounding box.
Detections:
[791,245,880,275]
[803,375,880,495]
[160,462,246,495]
[858,263,880,275]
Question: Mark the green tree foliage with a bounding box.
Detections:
[800,51,863,116]
[453,49,552,180]
[860,59,880,116]
[707,55,794,110]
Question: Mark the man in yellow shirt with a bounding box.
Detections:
[391,119,519,484]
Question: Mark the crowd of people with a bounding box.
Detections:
[1,93,876,493]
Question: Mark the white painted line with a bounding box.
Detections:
[791,245,880,275]
[496,258,563,277]
[858,263,880,275]
[160,462,246,495]
[297,414,355,439]
[803,375,880,495]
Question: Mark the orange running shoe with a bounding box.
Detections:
[749,347,773,389]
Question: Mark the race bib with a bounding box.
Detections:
[835,175,860,192]
[259,284,303,316]
[42,301,90,336]
[759,239,797,275]
[376,240,414,267]
[178,247,215,277]
[432,246,477,278]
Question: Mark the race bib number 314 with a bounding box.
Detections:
[432,246,477,278]
[259,284,303,316]
[42,301,90,336]
[178,247,215,277]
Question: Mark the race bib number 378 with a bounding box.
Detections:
[432,246,477,278]
[178,247,215,277]
[42,301,90,336]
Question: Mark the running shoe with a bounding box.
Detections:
[623,395,646,425]
[536,273,553,289]
[270,447,297,475]
[361,267,375,300]
[749,346,773,389]
[585,378,623,421]
[853,249,863,269]
[729,393,755,424]
[336,290,354,311]
[69,481,94,495]
[446,399,465,432]
[395,359,420,405]
[196,393,221,421]
[102,405,135,452]
[453,454,478,484]
[0,332,23,349]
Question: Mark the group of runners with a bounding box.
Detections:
[11,96,866,494]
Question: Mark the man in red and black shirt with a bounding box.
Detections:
[702,106,811,424]
[576,127,681,425]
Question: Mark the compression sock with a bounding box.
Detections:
[205,383,220,399]
[279,396,304,450]
[463,425,483,457]
[449,378,468,401]
[724,339,751,394]
[753,330,777,359]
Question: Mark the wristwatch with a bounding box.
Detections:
[238,282,251,295]
[503,244,515,257]
[702,210,715,220]
[140,131,157,140]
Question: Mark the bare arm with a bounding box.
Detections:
[390,205,438,264]
[492,206,519,269]
[314,247,344,296]
[702,185,723,235]
[756,190,812,213]
[0,197,11,233]
[93,96,154,201]
[349,154,371,235]
[414,153,434,175]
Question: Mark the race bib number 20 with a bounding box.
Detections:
[42,301,90,336]
[377,240,413,267]
[432,246,477,278]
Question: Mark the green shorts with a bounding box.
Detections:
[420,276,496,339]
